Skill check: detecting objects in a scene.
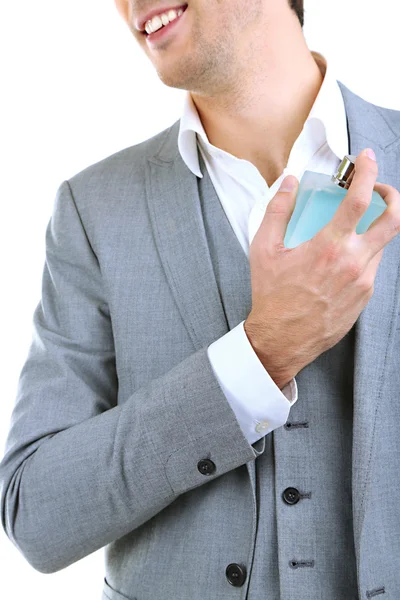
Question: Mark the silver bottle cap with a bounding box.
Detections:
[331,154,357,189]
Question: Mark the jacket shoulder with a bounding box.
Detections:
[66,119,179,196]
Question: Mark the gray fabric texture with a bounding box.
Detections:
[198,147,358,598]
[0,80,400,600]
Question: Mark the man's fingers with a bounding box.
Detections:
[362,182,400,257]
[258,175,299,250]
[329,149,379,236]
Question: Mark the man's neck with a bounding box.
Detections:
[190,46,325,188]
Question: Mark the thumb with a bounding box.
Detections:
[259,175,299,249]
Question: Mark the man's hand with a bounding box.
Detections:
[244,148,400,389]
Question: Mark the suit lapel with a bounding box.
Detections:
[145,131,229,350]
[337,81,400,552]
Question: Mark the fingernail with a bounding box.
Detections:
[279,176,297,192]
[365,148,376,161]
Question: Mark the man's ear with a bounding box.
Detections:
[114,0,130,24]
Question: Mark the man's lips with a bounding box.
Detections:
[136,4,188,33]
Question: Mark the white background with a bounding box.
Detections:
[0,0,399,598]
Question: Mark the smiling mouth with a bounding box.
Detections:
[142,5,188,36]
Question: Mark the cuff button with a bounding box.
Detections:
[197,459,216,475]
[255,420,269,433]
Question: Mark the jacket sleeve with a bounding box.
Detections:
[0,180,265,575]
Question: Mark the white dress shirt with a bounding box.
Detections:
[177,51,349,445]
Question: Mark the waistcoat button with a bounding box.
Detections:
[197,458,216,475]
[225,563,247,587]
[282,487,301,505]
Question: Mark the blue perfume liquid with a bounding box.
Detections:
[283,170,386,249]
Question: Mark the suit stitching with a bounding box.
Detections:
[289,560,315,569]
[366,587,385,598]
[284,421,309,430]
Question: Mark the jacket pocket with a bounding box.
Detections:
[102,577,137,600]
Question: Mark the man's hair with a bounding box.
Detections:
[289,0,304,28]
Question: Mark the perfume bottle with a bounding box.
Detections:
[283,155,386,249]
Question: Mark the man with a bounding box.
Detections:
[1,0,400,598]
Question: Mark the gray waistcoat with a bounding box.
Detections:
[197,148,359,599]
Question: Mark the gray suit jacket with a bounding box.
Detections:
[1,80,400,600]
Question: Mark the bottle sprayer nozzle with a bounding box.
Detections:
[331,155,356,189]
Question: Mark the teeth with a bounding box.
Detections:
[145,7,184,34]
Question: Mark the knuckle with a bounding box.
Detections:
[348,193,369,214]
[359,276,374,294]
[355,256,375,289]
[384,184,398,196]
[346,258,363,280]
[323,239,342,263]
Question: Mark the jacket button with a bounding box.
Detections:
[282,487,301,505]
[197,458,216,475]
[225,563,247,587]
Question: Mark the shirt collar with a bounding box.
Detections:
[177,50,348,179]
[307,51,349,161]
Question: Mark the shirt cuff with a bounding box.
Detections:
[207,321,298,445]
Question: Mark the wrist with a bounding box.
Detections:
[244,318,294,390]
